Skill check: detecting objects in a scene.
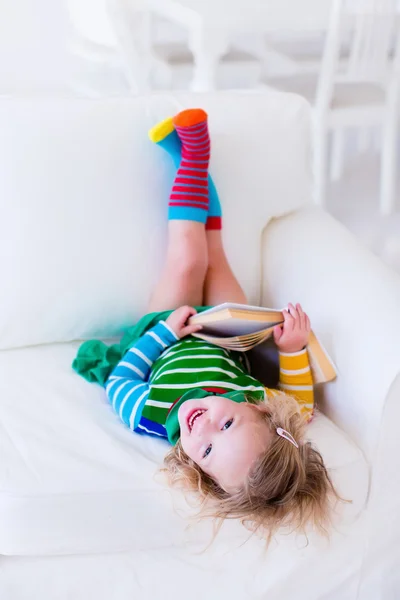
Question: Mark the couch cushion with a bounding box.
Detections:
[0,524,368,600]
[0,91,312,349]
[0,342,368,556]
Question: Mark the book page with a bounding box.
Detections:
[198,303,283,317]
[199,318,278,336]
[194,327,275,350]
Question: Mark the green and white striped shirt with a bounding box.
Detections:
[106,322,266,439]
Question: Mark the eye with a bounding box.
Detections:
[203,444,212,458]
[222,418,234,431]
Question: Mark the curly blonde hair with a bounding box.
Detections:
[163,393,341,541]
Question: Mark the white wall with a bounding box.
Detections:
[0,0,74,92]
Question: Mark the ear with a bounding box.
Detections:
[248,402,273,423]
[247,403,267,418]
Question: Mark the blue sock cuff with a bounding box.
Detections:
[168,206,208,224]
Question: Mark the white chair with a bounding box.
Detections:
[265,0,400,215]
[67,0,151,95]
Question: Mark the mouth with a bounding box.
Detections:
[187,408,207,433]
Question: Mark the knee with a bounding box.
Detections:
[170,238,208,283]
[173,249,208,283]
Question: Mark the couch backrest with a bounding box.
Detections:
[0,91,312,349]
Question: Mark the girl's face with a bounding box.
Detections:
[178,396,271,491]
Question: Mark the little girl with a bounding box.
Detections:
[105,109,337,538]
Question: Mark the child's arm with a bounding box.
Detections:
[105,321,178,430]
[276,349,314,417]
[105,306,202,431]
[270,302,314,418]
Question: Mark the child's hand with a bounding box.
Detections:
[166,306,202,339]
[273,303,311,353]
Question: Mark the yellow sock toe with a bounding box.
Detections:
[148,117,175,143]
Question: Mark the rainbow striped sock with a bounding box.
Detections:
[148,116,222,229]
[169,109,210,223]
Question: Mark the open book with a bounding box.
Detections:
[189,303,337,385]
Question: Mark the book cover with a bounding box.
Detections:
[189,303,337,384]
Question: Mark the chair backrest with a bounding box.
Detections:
[316,0,400,108]
[344,0,398,82]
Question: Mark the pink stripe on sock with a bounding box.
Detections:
[180,161,208,168]
[175,122,207,134]
[178,169,208,179]
[182,148,210,159]
[169,201,209,208]
[172,186,208,195]
[175,177,208,187]
[169,193,208,210]
[177,132,208,143]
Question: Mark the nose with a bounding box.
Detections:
[195,414,215,438]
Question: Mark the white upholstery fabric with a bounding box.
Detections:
[0,340,368,557]
[0,521,367,600]
[0,91,311,350]
[262,206,400,459]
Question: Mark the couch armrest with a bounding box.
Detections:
[261,206,400,459]
[356,372,400,594]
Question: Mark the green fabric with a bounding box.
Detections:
[142,336,265,431]
[165,388,248,445]
[72,306,210,385]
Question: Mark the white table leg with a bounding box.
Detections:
[188,27,228,92]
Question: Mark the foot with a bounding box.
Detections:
[149,109,221,230]
[148,116,175,143]
[173,109,210,164]
[173,108,208,130]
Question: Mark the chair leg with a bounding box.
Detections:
[380,104,399,216]
[330,129,345,182]
[107,6,152,93]
[189,28,228,92]
[313,125,329,207]
[357,127,371,154]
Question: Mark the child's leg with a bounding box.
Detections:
[149,117,222,230]
[147,109,211,312]
[203,230,248,305]
[147,221,208,311]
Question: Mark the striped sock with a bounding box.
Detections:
[168,109,210,224]
[148,113,222,229]
[206,178,222,230]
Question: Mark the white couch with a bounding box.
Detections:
[0,91,399,600]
